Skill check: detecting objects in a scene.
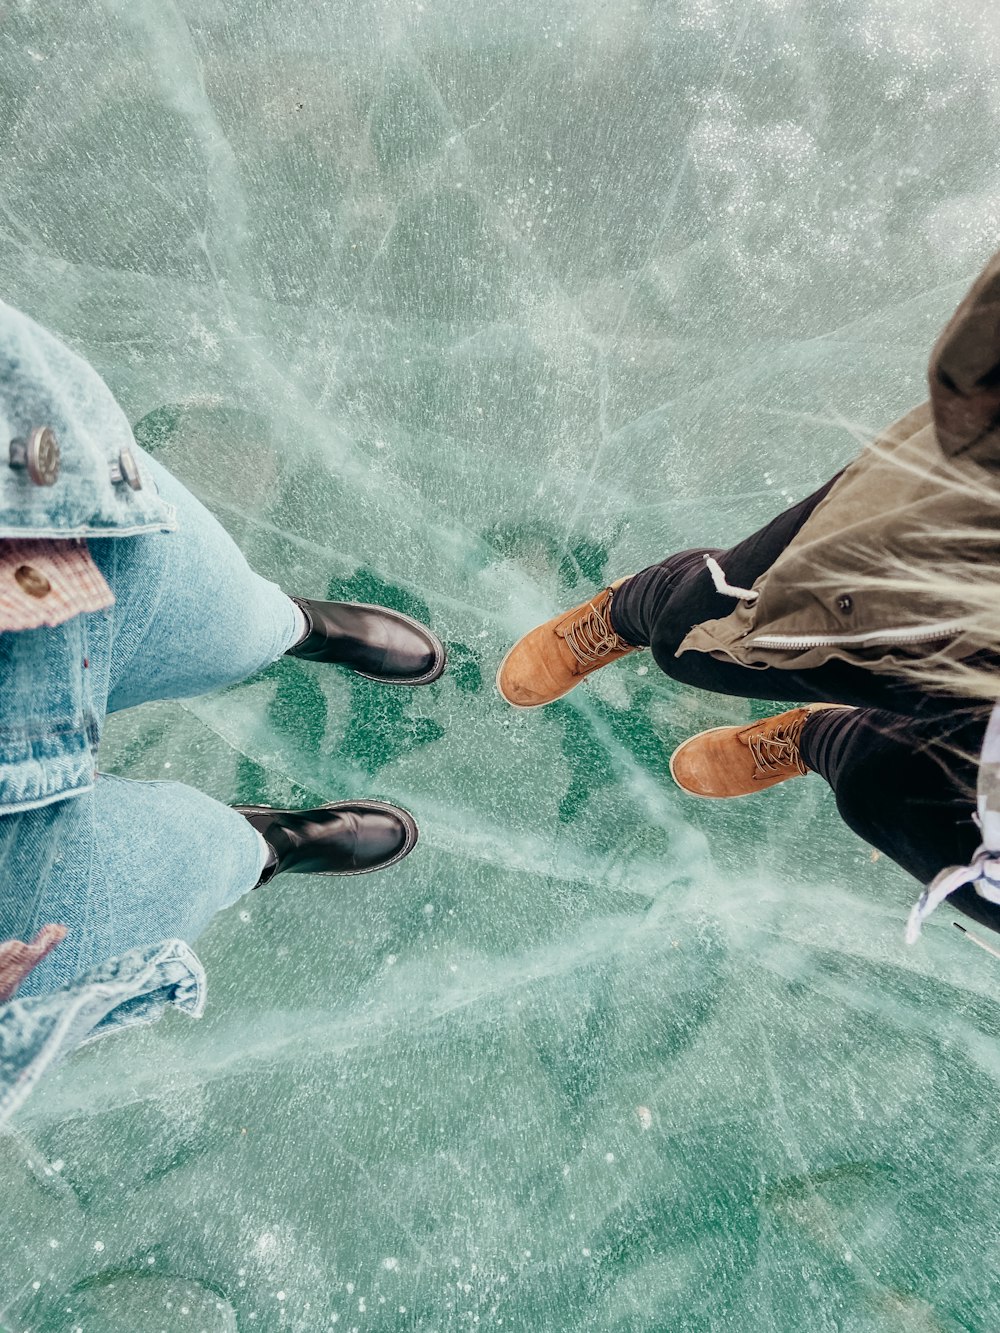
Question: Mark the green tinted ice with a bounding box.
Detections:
[2,1,999,1329]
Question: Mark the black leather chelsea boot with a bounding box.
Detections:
[237,799,419,885]
[287,598,446,685]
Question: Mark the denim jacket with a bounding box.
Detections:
[0,311,203,1124]
[0,302,175,813]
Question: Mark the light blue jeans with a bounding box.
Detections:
[0,457,299,996]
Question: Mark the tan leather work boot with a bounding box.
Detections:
[669,704,851,798]
[496,582,639,708]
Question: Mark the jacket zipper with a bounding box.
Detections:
[750,619,968,651]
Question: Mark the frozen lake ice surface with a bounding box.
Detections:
[2,0,1000,1329]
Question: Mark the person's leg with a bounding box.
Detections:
[798,705,986,889]
[498,469,974,716]
[92,455,444,712]
[0,773,269,997]
[0,770,421,996]
[496,474,866,711]
[0,458,428,999]
[90,456,300,713]
[0,464,287,996]
[669,701,994,925]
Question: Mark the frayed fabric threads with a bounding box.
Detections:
[906,702,1000,944]
[0,938,205,1127]
[906,850,1000,944]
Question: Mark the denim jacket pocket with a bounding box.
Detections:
[0,612,103,814]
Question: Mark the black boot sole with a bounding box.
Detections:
[238,799,419,876]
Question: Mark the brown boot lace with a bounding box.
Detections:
[744,713,810,783]
[562,592,633,670]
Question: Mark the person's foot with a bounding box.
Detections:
[669,704,851,798]
[287,598,446,685]
[496,582,639,708]
[236,799,419,882]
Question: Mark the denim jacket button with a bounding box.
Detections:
[110,447,143,491]
[14,564,51,598]
[8,426,60,486]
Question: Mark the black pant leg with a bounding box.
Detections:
[609,473,876,706]
[799,705,995,927]
[609,474,841,648]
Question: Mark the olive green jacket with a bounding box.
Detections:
[677,251,1000,676]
